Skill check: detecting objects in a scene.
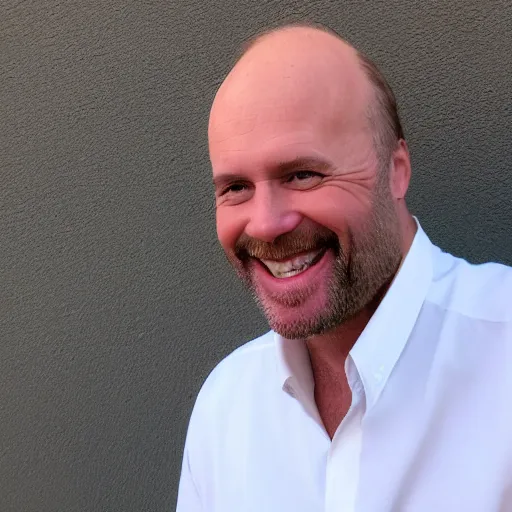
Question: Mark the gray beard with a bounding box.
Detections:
[231,180,403,339]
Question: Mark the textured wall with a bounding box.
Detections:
[1,1,510,510]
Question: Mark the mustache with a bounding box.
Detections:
[235,225,339,261]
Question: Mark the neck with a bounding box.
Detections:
[305,306,377,439]
[305,294,377,373]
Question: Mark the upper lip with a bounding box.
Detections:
[249,248,321,263]
[259,247,326,274]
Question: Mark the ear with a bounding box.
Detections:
[389,139,412,200]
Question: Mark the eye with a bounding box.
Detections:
[285,170,323,189]
[287,170,318,181]
[219,182,248,196]
[216,181,253,206]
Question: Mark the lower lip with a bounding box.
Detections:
[252,248,334,292]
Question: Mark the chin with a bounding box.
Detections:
[268,317,334,340]
[262,303,339,339]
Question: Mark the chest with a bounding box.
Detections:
[203,381,512,512]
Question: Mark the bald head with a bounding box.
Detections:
[209,25,414,338]
[209,23,403,167]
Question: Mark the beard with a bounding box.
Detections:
[225,177,403,339]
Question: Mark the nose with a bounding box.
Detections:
[244,184,302,243]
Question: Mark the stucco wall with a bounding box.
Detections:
[1,1,510,510]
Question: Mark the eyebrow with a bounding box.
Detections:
[212,156,334,189]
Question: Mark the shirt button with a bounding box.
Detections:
[284,383,295,397]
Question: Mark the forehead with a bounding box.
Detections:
[208,33,373,174]
[209,89,373,177]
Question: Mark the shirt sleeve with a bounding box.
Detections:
[176,361,222,511]
[176,441,203,511]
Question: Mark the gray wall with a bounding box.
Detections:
[1,1,510,510]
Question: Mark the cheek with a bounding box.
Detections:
[294,190,350,225]
[295,189,373,249]
[216,208,245,253]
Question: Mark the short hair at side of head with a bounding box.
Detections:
[233,21,405,169]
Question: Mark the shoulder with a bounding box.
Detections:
[179,331,276,503]
[191,330,276,417]
[203,330,275,387]
[428,246,512,322]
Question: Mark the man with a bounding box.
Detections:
[177,23,512,511]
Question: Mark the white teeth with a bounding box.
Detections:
[261,248,323,278]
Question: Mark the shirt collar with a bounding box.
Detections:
[274,219,434,410]
[350,219,433,409]
[275,329,322,423]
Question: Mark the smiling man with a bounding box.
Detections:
[176,23,512,512]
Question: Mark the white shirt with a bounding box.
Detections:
[176,223,512,511]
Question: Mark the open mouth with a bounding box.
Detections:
[258,247,327,279]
